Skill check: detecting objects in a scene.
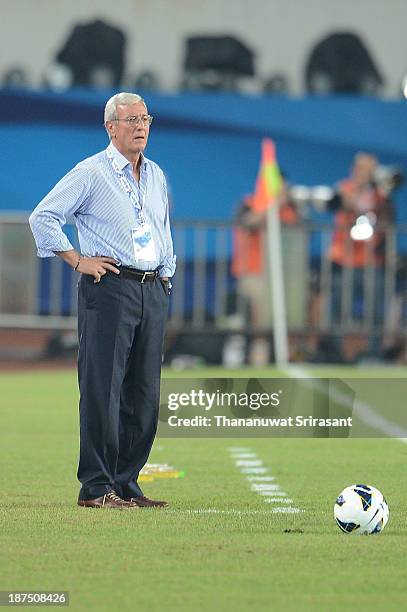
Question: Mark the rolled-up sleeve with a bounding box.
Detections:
[160,175,176,277]
[29,164,91,258]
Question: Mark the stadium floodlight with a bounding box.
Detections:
[305,32,383,95]
[43,63,73,91]
[263,74,289,95]
[2,67,29,88]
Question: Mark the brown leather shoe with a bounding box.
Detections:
[129,496,168,508]
[78,491,139,508]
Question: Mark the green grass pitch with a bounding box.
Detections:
[1,365,407,610]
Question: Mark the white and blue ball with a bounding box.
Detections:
[334,484,389,535]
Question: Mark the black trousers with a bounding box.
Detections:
[77,272,169,501]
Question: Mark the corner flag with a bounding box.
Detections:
[252,138,283,212]
[257,138,289,366]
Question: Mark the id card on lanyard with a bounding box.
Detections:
[107,149,157,263]
[131,226,156,262]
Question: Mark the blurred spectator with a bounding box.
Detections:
[326,152,394,359]
[231,181,298,365]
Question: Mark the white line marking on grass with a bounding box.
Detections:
[251,484,282,492]
[246,476,276,482]
[240,467,269,474]
[230,453,258,459]
[269,507,302,513]
[227,447,303,513]
[166,509,301,516]
[286,365,407,443]
[258,491,288,497]
[263,498,294,504]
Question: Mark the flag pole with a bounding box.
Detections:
[253,138,289,367]
[266,190,289,367]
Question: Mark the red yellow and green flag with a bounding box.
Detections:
[251,138,283,212]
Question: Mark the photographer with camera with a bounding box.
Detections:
[326,152,395,360]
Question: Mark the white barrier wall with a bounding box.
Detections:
[2,0,406,95]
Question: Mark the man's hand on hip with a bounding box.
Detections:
[77,256,120,283]
[55,250,120,283]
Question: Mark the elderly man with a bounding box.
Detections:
[29,92,176,508]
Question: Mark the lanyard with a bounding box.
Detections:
[107,150,146,226]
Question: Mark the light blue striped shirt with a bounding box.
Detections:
[29,142,176,277]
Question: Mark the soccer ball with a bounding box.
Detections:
[334,484,389,535]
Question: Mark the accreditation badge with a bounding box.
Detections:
[131,225,157,262]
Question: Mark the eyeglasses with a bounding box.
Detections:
[114,115,153,127]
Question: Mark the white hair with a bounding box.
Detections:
[104,92,146,123]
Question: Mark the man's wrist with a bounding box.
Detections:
[55,249,82,270]
[74,255,82,271]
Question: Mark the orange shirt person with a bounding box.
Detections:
[329,153,392,268]
[232,185,298,278]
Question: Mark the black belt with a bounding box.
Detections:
[119,267,159,282]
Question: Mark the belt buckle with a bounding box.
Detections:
[140,271,147,283]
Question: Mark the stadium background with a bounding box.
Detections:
[1,0,407,366]
[1,3,407,610]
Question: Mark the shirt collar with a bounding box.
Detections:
[107,142,147,172]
